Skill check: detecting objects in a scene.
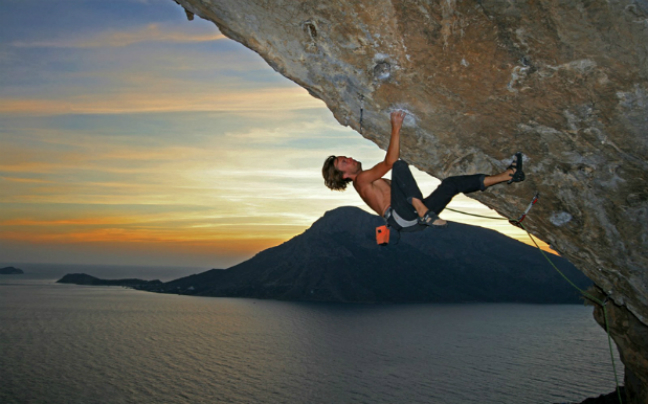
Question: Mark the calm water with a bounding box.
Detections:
[1,264,622,404]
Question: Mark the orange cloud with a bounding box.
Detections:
[0,226,290,257]
[1,218,133,226]
[0,206,307,251]
[1,177,52,184]
[0,87,323,115]
[10,24,226,48]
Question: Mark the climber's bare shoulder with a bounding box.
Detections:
[353,171,391,216]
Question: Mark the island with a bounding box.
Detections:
[0,266,24,275]
[57,207,592,304]
[57,273,162,288]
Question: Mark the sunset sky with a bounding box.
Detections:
[0,0,545,269]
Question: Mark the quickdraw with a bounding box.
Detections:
[359,94,365,134]
[509,192,540,228]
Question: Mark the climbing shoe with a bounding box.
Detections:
[507,152,525,184]
[419,211,447,227]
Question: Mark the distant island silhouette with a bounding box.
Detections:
[1,266,24,275]
[58,273,162,288]
[58,207,592,304]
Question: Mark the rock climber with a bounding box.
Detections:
[321,110,525,232]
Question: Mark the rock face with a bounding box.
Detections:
[173,0,648,401]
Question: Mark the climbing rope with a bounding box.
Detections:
[446,201,623,403]
[444,207,508,221]
[518,223,623,404]
[446,192,539,225]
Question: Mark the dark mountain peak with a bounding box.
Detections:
[0,266,24,275]
[58,273,101,284]
[152,206,591,304]
[309,206,377,234]
[321,205,370,221]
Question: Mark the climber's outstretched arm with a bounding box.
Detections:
[354,111,405,187]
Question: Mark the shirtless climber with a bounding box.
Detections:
[321,110,525,232]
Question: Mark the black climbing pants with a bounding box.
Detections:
[390,160,486,222]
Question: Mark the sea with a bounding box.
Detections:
[1,263,623,404]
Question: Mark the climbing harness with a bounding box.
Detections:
[376,206,423,245]
[384,206,420,229]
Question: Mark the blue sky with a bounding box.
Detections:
[0,0,537,269]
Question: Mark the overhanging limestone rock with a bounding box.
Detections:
[173,0,648,401]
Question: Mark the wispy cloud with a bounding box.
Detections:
[10,23,225,48]
[0,87,323,115]
[0,0,554,268]
[1,177,53,184]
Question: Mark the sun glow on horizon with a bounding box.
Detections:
[0,0,555,268]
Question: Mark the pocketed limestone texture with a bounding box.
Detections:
[173,0,648,401]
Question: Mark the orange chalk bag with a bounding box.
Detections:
[376,225,390,246]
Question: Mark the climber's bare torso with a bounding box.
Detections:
[354,174,392,216]
[332,155,392,216]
